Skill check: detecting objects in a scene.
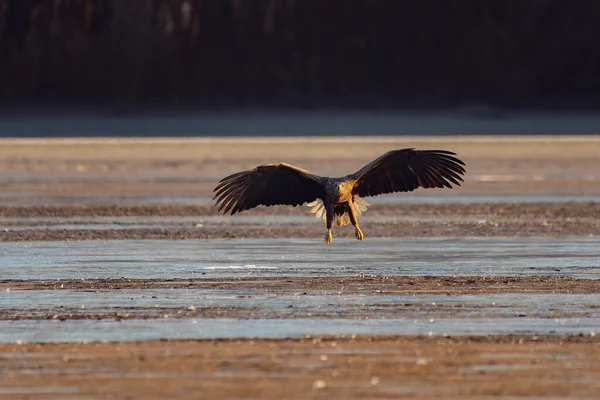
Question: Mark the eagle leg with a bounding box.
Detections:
[325,230,333,244]
[324,202,334,244]
[347,200,364,241]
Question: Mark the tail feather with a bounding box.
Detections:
[336,213,350,227]
[309,203,322,214]
[306,199,327,223]
[306,197,370,225]
[354,197,370,215]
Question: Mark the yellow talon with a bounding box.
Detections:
[324,230,333,244]
[355,227,364,240]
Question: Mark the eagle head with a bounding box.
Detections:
[336,181,353,196]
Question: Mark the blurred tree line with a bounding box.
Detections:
[1,0,600,108]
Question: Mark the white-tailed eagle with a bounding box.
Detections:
[214,149,466,243]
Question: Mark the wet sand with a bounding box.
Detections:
[1,136,599,399]
[4,275,598,294]
[2,336,600,399]
[1,136,600,204]
[1,202,599,241]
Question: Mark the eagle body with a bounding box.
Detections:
[321,177,364,229]
[213,149,466,243]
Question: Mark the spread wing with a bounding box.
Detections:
[213,163,326,214]
[350,149,466,198]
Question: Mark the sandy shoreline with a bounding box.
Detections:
[2,336,599,399]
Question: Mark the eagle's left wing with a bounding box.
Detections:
[213,163,326,214]
[349,149,466,198]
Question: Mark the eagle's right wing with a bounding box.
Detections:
[350,149,466,198]
[213,163,326,214]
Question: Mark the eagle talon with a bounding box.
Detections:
[355,228,364,240]
[324,231,333,244]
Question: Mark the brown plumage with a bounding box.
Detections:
[213,149,466,243]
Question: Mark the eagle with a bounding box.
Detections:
[213,149,466,243]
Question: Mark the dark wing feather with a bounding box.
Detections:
[213,163,325,215]
[350,149,466,198]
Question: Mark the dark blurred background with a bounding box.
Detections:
[3,0,600,110]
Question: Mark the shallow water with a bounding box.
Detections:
[3,289,598,310]
[2,237,599,342]
[1,317,598,343]
[2,289,599,320]
[1,237,598,280]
